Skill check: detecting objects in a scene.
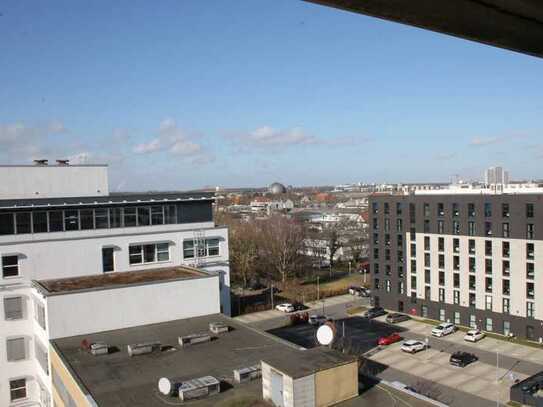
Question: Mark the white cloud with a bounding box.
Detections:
[469,136,504,146]
[66,152,92,164]
[133,138,161,154]
[239,126,318,147]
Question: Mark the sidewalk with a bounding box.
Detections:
[234,294,356,325]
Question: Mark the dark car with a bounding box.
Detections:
[449,351,478,367]
[364,306,386,319]
[386,313,411,324]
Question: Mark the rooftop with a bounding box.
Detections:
[51,313,333,407]
[34,266,208,296]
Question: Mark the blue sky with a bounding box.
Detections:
[1,0,542,191]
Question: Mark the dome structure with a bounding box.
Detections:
[269,182,287,194]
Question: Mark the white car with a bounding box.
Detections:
[464,329,485,342]
[431,322,456,337]
[275,303,295,313]
[401,340,426,353]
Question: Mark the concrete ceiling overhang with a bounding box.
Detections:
[304,0,543,58]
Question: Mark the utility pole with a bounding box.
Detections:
[496,349,499,407]
[348,261,351,275]
[317,276,320,301]
[270,282,274,309]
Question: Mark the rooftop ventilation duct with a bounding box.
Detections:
[127,341,160,357]
[178,333,211,347]
[33,159,48,166]
[90,342,109,356]
[233,365,261,383]
[158,376,220,401]
[209,322,229,334]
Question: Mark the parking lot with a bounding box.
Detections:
[268,312,543,406]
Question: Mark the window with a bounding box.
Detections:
[485,240,492,256]
[411,259,417,273]
[385,265,391,276]
[9,378,27,402]
[485,277,492,293]
[424,236,430,251]
[526,203,534,218]
[439,254,445,269]
[373,248,379,260]
[385,280,391,292]
[2,256,19,278]
[64,210,79,231]
[439,288,445,302]
[527,282,535,299]
[397,265,403,278]
[373,263,379,274]
[424,269,430,284]
[396,202,402,216]
[424,253,430,267]
[439,309,446,322]
[527,263,534,280]
[129,243,170,264]
[372,202,378,214]
[485,318,493,332]
[137,207,150,226]
[453,256,460,271]
[373,218,378,230]
[453,290,460,304]
[437,203,444,217]
[439,271,445,286]
[527,302,535,318]
[411,275,417,291]
[396,219,403,232]
[485,295,492,311]
[468,221,475,236]
[6,337,26,361]
[468,239,476,254]
[15,212,31,234]
[502,242,510,257]
[421,305,428,317]
[384,202,389,215]
[527,243,535,260]
[485,221,492,236]
[398,281,404,294]
[453,238,460,253]
[183,239,220,259]
[424,219,430,233]
[503,279,510,296]
[124,207,137,227]
[33,211,48,233]
[502,223,510,238]
[34,301,46,330]
[469,314,476,329]
[109,207,122,228]
[373,233,379,245]
[410,243,416,257]
[102,248,114,273]
[4,297,23,320]
[49,210,63,232]
[468,203,475,217]
[527,224,535,240]
[469,293,476,307]
[452,312,460,325]
[453,273,460,288]
[469,257,476,273]
[438,237,444,252]
[423,203,430,217]
[410,227,416,241]
[35,339,49,375]
[409,203,416,221]
[452,203,459,217]
[484,202,492,217]
[469,275,476,290]
[503,321,511,336]
[384,218,390,233]
[452,221,460,235]
[374,279,380,290]
[95,208,109,229]
[485,259,492,275]
[80,209,94,229]
[437,220,444,234]
[0,212,15,235]
[503,298,510,314]
[502,203,510,218]
[385,234,391,246]
[502,260,510,276]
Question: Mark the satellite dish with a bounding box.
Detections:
[316,323,336,346]
[158,377,181,396]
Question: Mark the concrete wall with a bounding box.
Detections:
[314,362,358,407]
[0,165,109,199]
[44,275,220,339]
[293,374,316,407]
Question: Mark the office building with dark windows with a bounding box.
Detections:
[0,162,230,406]
[369,183,543,341]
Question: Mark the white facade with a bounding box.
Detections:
[0,165,109,199]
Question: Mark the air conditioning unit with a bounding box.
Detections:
[233,365,261,383]
[178,376,220,401]
[127,341,160,357]
[178,333,211,347]
[90,342,109,356]
[209,322,229,334]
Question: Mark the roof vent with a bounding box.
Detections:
[127,341,161,357]
[209,322,229,334]
[33,159,48,166]
[158,376,220,401]
[233,365,261,383]
[90,342,109,356]
[56,159,70,166]
[178,333,211,347]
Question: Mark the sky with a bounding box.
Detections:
[1,0,542,191]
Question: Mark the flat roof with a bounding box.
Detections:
[0,191,214,210]
[34,266,209,296]
[262,346,356,379]
[51,314,335,407]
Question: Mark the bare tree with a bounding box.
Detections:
[229,221,260,288]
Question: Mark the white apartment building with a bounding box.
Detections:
[0,162,230,407]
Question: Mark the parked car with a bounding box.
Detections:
[308,314,328,326]
[431,322,457,337]
[401,340,426,353]
[348,286,371,297]
[275,303,295,313]
[292,302,305,311]
[449,351,478,367]
[378,333,402,346]
[364,307,387,319]
[386,313,411,324]
[464,329,485,342]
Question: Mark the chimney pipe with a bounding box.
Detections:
[33,159,48,166]
[56,159,70,166]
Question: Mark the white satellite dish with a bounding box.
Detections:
[316,323,335,346]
